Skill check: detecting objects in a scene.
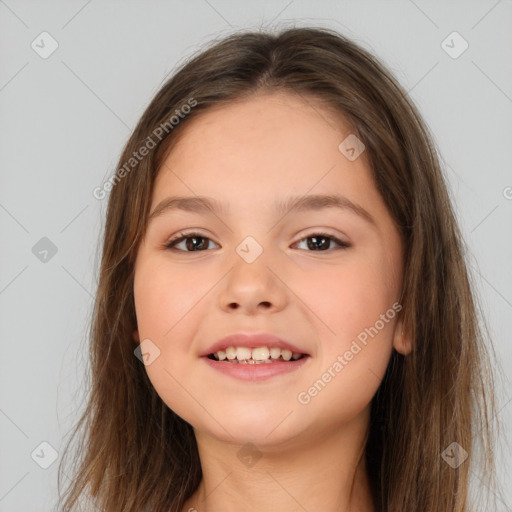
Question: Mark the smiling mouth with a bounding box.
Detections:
[207,346,307,364]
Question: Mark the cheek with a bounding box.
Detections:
[295,268,396,421]
[133,261,205,422]
[133,259,203,337]
[299,253,399,342]
[293,254,398,407]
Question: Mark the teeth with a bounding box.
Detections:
[225,346,237,360]
[270,347,281,359]
[211,346,305,362]
[281,349,292,361]
[252,347,270,361]
[236,347,252,360]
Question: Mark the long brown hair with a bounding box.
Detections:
[58,26,502,512]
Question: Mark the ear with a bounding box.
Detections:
[393,314,412,355]
[133,329,140,343]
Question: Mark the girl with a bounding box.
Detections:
[59,26,501,512]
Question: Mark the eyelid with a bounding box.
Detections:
[164,229,219,249]
[294,228,349,243]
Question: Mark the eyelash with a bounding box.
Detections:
[164,230,350,252]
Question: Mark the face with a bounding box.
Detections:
[133,91,408,449]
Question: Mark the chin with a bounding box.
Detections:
[193,403,306,448]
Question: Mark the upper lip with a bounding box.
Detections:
[200,333,309,357]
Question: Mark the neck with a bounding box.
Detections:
[182,408,375,512]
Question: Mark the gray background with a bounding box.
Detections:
[1,1,511,510]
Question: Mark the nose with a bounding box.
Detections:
[218,251,288,315]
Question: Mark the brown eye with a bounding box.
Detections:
[293,233,350,251]
[165,232,219,252]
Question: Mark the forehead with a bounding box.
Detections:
[153,91,375,201]
[166,92,350,157]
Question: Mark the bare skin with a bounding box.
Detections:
[133,91,412,512]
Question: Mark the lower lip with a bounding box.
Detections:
[202,356,310,381]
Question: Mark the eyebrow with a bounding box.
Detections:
[148,194,376,226]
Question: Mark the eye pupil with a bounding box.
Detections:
[307,235,329,251]
[186,236,207,251]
